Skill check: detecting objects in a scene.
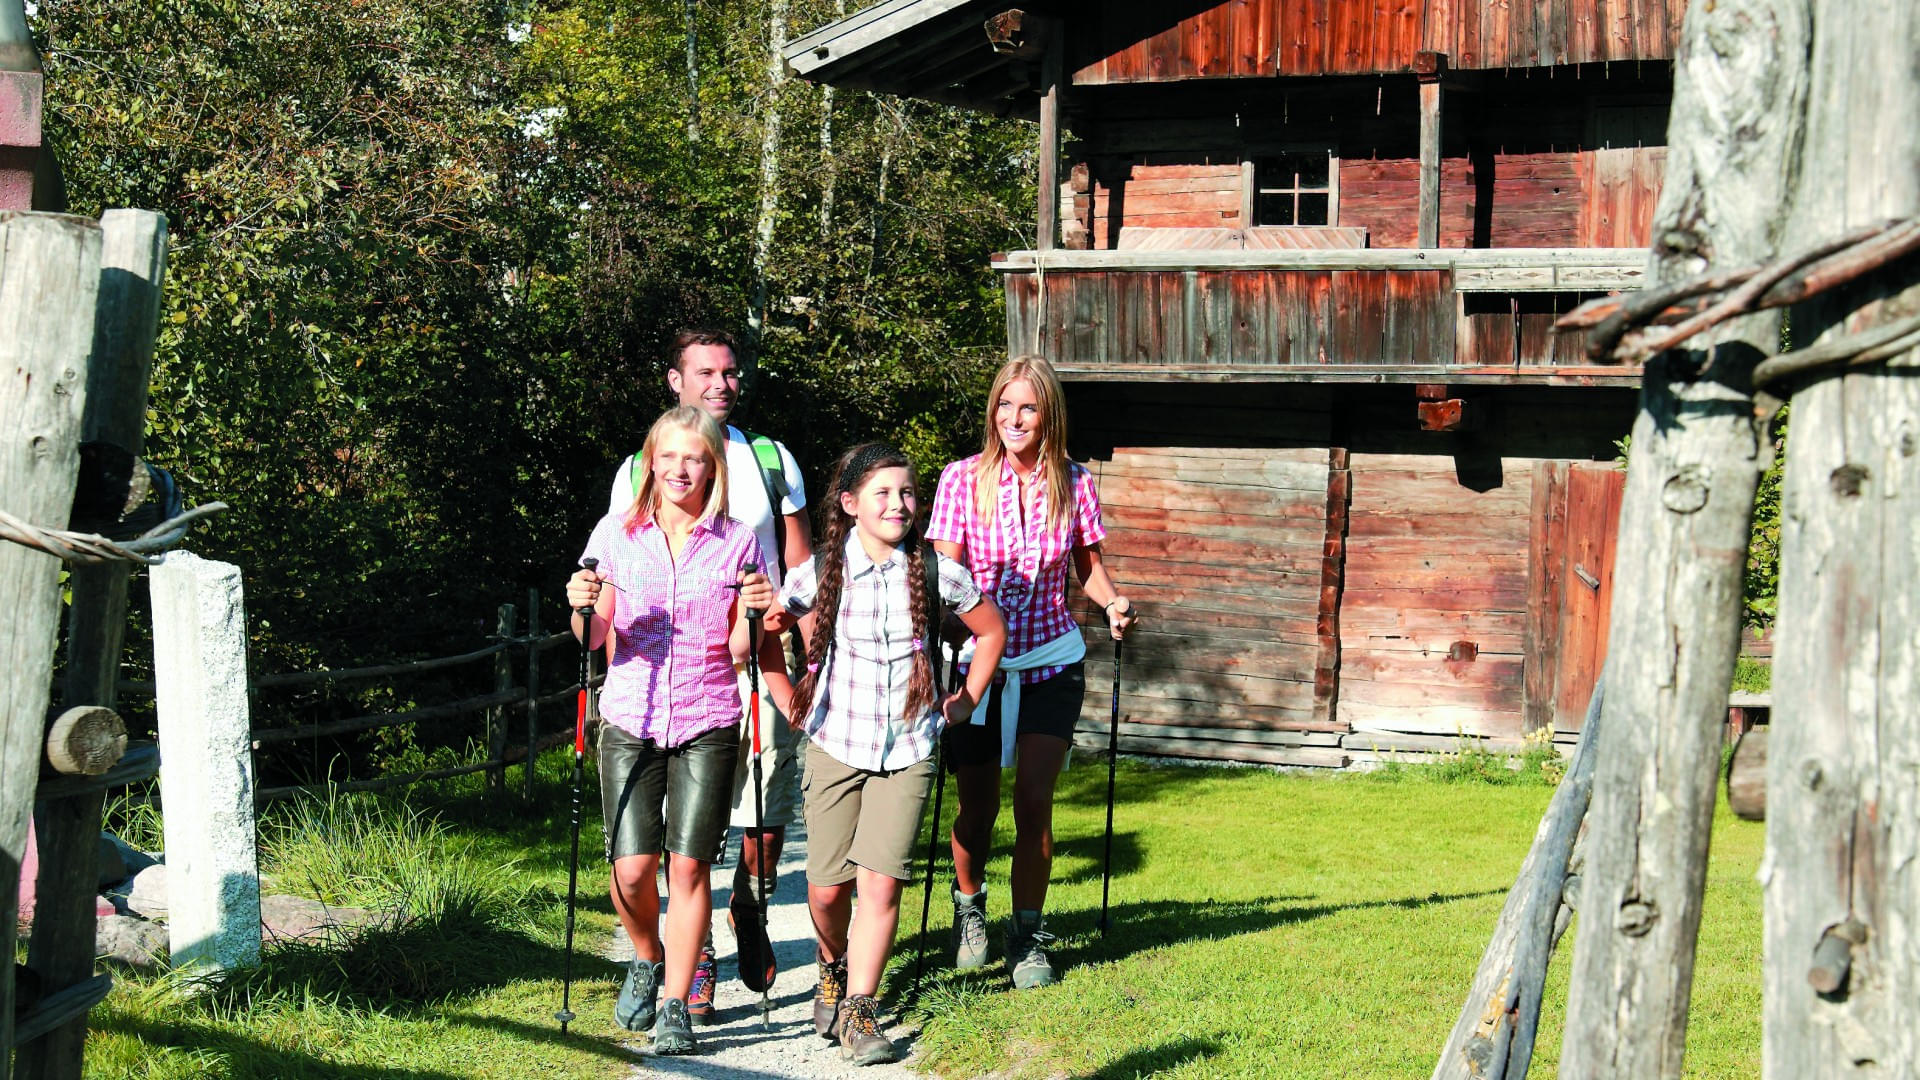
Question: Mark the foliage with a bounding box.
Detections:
[1369,729,1564,786]
[1731,655,1772,694]
[37,0,1032,768]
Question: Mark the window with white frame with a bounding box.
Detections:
[1252,149,1337,226]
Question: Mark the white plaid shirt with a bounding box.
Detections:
[780,534,983,772]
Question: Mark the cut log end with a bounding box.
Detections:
[45,704,127,776]
[1727,726,1767,821]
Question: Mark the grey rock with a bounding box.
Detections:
[97,915,168,971]
[259,894,376,946]
[125,864,167,920]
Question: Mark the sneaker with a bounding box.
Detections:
[952,885,989,970]
[730,895,777,992]
[1006,910,1057,990]
[836,993,897,1065]
[615,959,664,1031]
[812,956,848,1038]
[686,943,718,1026]
[652,997,697,1055]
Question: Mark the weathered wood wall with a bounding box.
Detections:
[1065,383,1634,757]
[1339,453,1534,739]
[1072,0,1682,82]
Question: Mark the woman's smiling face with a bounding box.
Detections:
[651,427,714,513]
[994,377,1043,459]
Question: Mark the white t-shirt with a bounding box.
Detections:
[608,424,807,586]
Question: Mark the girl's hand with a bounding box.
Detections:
[566,569,602,611]
[737,569,775,614]
[1105,596,1139,640]
[939,687,976,726]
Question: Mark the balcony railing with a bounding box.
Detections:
[995,247,1650,385]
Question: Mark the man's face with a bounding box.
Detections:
[667,343,741,424]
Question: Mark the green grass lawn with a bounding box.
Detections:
[85,752,1762,1079]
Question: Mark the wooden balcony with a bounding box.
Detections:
[996,247,1650,386]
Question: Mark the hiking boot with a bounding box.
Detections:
[615,959,664,1031]
[685,942,718,1026]
[730,894,778,992]
[1006,909,1058,990]
[952,884,989,970]
[652,997,697,1055]
[812,956,848,1038]
[836,994,897,1065]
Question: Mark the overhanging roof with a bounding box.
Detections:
[783,0,1061,118]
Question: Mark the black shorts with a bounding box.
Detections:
[943,663,1086,769]
[599,723,740,862]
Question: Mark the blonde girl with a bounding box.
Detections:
[769,443,1006,1065]
[925,356,1138,989]
[566,405,782,1054]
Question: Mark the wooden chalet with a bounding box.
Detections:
[786,0,1671,766]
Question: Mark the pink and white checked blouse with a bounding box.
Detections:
[780,535,983,772]
[925,454,1107,684]
[580,513,764,747]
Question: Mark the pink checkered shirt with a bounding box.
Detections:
[779,535,983,772]
[925,454,1107,684]
[581,512,764,747]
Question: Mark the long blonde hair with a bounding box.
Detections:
[626,405,729,533]
[974,355,1072,529]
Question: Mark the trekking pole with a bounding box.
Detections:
[740,562,773,1031]
[556,557,597,1033]
[1099,635,1123,937]
[911,647,959,996]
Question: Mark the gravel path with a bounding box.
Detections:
[605,818,929,1078]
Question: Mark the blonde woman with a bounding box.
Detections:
[925,356,1139,989]
[567,405,783,1053]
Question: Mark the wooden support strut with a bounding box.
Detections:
[1415,382,1466,431]
[1034,20,1062,253]
[1415,51,1447,250]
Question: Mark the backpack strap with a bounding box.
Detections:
[740,429,791,570]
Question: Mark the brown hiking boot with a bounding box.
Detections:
[836,993,897,1065]
[812,956,847,1038]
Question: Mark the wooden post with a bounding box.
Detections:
[522,587,540,800]
[1416,51,1446,249]
[1036,25,1062,253]
[18,209,166,1080]
[1763,3,1920,1074]
[1558,1,1810,1075]
[0,211,100,1077]
[488,603,514,793]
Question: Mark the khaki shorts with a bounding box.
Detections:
[801,742,935,885]
[728,669,799,829]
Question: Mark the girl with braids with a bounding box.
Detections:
[925,355,1139,991]
[768,442,1006,1065]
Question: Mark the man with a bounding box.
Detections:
[608,329,810,1019]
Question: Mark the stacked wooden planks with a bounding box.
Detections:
[1072,445,1347,767]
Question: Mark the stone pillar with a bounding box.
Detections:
[150,551,260,973]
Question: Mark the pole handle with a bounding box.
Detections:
[737,560,765,621]
[576,557,600,619]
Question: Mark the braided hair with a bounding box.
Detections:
[787,443,939,728]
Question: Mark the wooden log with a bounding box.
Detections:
[1726,726,1766,821]
[41,706,124,777]
[1558,1,1809,1075]
[32,742,156,803]
[0,211,101,1079]
[1433,682,1603,1080]
[1416,52,1446,249]
[22,207,165,1080]
[522,587,541,800]
[1763,3,1920,1071]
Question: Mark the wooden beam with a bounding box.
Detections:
[1556,0,1810,1073]
[1036,25,1062,252]
[984,9,1045,60]
[1416,51,1447,249]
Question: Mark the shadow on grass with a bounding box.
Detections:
[1049,828,1144,884]
[1082,1035,1224,1078]
[98,1015,473,1080]
[438,1011,648,1065]
[213,901,621,1010]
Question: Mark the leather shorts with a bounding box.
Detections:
[599,722,740,862]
